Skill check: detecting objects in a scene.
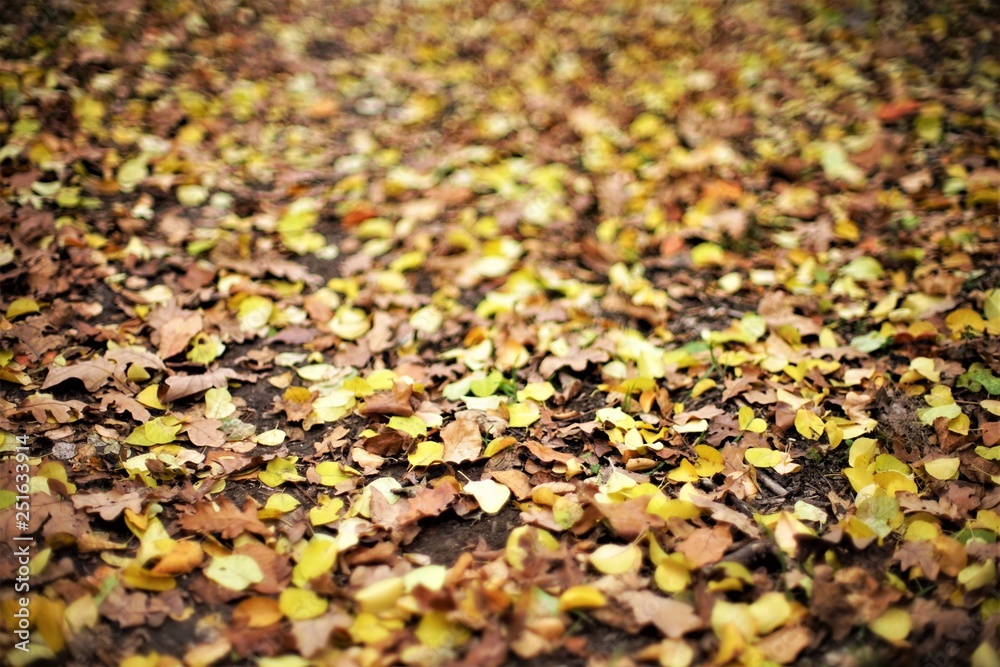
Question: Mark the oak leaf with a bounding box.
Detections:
[178,497,271,539]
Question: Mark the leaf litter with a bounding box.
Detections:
[1,0,1000,666]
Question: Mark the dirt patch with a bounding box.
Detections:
[408,506,522,560]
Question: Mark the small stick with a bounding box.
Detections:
[757,470,789,496]
[726,540,771,565]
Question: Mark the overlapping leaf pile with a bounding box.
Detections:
[2,0,1000,665]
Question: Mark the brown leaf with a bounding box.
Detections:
[810,565,901,641]
[363,430,407,457]
[12,395,87,424]
[399,482,457,525]
[676,524,732,568]
[150,541,204,575]
[178,497,271,539]
[361,381,413,417]
[892,540,939,580]
[685,492,760,538]
[441,418,482,464]
[41,357,116,392]
[273,386,315,422]
[984,422,1000,447]
[291,611,352,658]
[522,440,576,465]
[591,494,664,540]
[539,348,610,377]
[104,347,168,375]
[184,419,226,448]
[100,392,152,422]
[489,469,533,500]
[71,489,145,521]
[616,590,703,638]
[100,587,149,628]
[456,625,508,667]
[757,625,813,664]
[160,368,236,403]
[156,312,202,359]
[236,542,291,595]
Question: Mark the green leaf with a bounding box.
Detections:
[958,364,1000,395]
[205,554,264,591]
[125,416,182,446]
[857,495,900,539]
[840,256,883,282]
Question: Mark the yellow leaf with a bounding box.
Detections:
[150,541,203,575]
[711,600,755,640]
[388,414,427,437]
[136,385,166,410]
[6,298,41,320]
[403,565,447,593]
[874,470,919,495]
[946,308,986,334]
[464,479,511,514]
[236,295,273,331]
[792,501,827,525]
[825,420,844,448]
[122,564,176,592]
[948,412,970,435]
[667,459,700,483]
[972,641,1000,667]
[254,428,286,447]
[868,607,911,644]
[407,440,444,467]
[309,496,344,527]
[349,611,404,645]
[794,409,824,439]
[589,543,642,575]
[909,357,940,382]
[659,639,695,667]
[647,493,701,520]
[654,558,692,594]
[691,242,725,267]
[204,387,235,419]
[558,585,608,611]
[693,445,724,477]
[848,437,878,468]
[205,554,264,591]
[507,401,540,427]
[745,448,782,468]
[505,525,559,571]
[259,457,305,487]
[314,461,359,486]
[279,588,328,620]
[924,457,960,480]
[691,378,716,398]
[415,611,470,648]
[259,493,300,519]
[718,272,742,294]
[233,597,283,628]
[738,406,766,433]
[958,559,996,591]
[517,382,555,402]
[355,577,405,613]
[125,416,182,446]
[748,592,791,635]
[329,305,370,340]
[292,535,338,587]
[673,419,708,434]
[483,436,516,458]
[981,400,1000,417]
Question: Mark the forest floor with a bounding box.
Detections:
[2,1,1000,666]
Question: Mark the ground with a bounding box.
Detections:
[1,1,1000,666]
